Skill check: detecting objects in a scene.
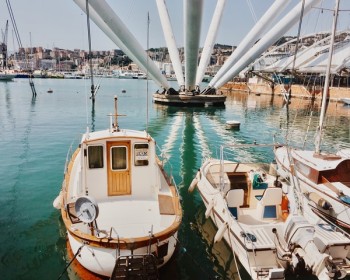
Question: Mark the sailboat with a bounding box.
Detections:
[0,20,15,82]
[274,0,350,230]
[189,143,350,280]
[53,96,182,278]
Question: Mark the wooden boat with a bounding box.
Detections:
[54,96,182,278]
[274,0,350,231]
[189,143,350,280]
[274,147,350,229]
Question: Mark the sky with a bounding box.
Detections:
[1,0,350,52]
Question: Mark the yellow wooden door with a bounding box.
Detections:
[107,141,131,196]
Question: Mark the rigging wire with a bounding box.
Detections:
[313,0,324,33]
[5,0,21,48]
[146,12,150,134]
[5,0,36,97]
[245,0,258,24]
[288,0,306,99]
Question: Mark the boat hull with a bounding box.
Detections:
[274,146,350,230]
[67,230,178,277]
[153,93,226,107]
[0,73,15,81]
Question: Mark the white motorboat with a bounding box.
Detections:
[0,71,15,81]
[189,144,350,280]
[117,70,146,79]
[54,96,182,278]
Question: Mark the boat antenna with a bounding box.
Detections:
[86,0,95,105]
[314,0,340,154]
[146,12,150,134]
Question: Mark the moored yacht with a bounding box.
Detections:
[54,96,182,278]
[0,71,16,81]
[189,144,350,280]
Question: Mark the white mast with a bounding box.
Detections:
[195,0,226,87]
[184,0,203,91]
[209,0,291,88]
[73,0,169,89]
[212,0,321,89]
[156,0,184,87]
[314,0,340,154]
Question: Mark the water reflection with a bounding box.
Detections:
[152,91,350,279]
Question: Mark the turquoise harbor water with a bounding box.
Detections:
[1,78,350,279]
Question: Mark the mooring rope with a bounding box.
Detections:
[57,244,85,280]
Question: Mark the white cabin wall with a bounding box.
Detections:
[130,139,158,200]
[85,143,108,200]
[84,138,160,201]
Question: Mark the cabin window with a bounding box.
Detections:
[294,159,318,182]
[111,146,127,170]
[134,143,149,166]
[88,146,104,169]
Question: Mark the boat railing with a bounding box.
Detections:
[156,143,177,189]
[63,137,80,175]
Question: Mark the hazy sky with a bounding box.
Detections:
[1,0,349,52]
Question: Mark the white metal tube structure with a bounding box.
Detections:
[209,0,291,87]
[156,0,184,87]
[74,0,169,89]
[195,0,226,86]
[314,0,340,154]
[184,0,203,91]
[213,0,321,89]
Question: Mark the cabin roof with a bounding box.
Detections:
[293,150,346,171]
[81,128,150,142]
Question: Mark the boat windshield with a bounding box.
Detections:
[340,195,350,205]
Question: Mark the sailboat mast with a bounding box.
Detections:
[86,0,95,104]
[314,0,340,154]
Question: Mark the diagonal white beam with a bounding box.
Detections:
[213,0,322,89]
[209,0,291,87]
[156,0,184,87]
[184,0,203,91]
[195,0,226,86]
[74,0,169,89]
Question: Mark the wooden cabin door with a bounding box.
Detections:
[107,141,131,196]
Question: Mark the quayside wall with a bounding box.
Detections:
[221,82,350,101]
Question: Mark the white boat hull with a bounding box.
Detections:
[274,146,350,229]
[192,153,350,280]
[68,231,177,277]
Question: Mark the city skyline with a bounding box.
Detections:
[1,0,349,53]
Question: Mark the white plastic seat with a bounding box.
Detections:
[258,187,282,219]
[226,189,244,218]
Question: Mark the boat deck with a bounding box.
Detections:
[72,196,177,239]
